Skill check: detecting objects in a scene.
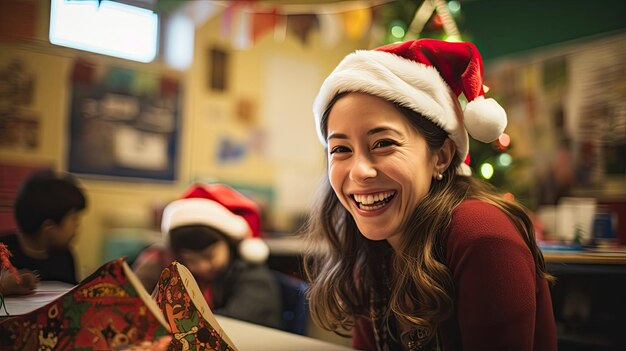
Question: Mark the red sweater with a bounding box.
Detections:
[353,200,557,351]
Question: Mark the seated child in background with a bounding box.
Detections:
[133,183,282,329]
[0,170,86,295]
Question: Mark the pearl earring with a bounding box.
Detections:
[435,173,443,181]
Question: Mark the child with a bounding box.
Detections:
[304,39,557,350]
[0,170,86,295]
[133,183,282,329]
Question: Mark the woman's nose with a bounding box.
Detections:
[350,155,377,182]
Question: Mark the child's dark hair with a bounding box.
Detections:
[168,225,234,255]
[14,170,87,236]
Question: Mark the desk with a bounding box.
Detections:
[543,251,626,275]
[543,251,626,265]
[542,251,626,350]
[216,316,353,351]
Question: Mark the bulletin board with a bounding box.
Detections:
[485,33,626,203]
[67,59,181,181]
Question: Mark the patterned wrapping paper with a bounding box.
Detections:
[154,261,237,351]
[0,257,169,350]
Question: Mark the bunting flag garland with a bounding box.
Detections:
[341,7,372,40]
[273,13,287,42]
[317,12,342,48]
[252,9,278,43]
[216,0,462,48]
[219,0,384,47]
[286,14,319,45]
[232,4,252,49]
[219,1,236,40]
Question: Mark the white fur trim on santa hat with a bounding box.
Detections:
[464,96,507,143]
[313,50,469,166]
[161,198,250,240]
[238,237,270,264]
[161,198,270,263]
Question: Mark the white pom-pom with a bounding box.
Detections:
[464,96,507,143]
[239,237,269,264]
[458,163,472,176]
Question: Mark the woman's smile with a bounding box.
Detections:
[350,191,397,213]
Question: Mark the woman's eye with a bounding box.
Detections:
[374,139,396,149]
[330,146,350,154]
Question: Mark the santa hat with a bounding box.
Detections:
[313,39,507,174]
[161,183,269,264]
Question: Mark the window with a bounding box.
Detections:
[49,0,159,63]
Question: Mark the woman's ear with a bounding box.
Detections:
[434,138,455,175]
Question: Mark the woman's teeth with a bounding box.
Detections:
[353,191,395,210]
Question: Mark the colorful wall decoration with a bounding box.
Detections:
[67,59,181,181]
[485,33,626,206]
[0,58,41,151]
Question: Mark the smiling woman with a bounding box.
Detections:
[303,39,557,351]
[325,92,450,248]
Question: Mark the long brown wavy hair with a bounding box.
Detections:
[303,93,553,345]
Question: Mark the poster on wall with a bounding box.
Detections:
[67,59,181,181]
[486,33,626,203]
[0,59,41,151]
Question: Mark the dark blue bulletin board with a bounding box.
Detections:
[67,59,180,181]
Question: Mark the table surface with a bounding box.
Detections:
[543,251,626,264]
[216,316,353,351]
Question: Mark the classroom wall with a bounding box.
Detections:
[0,2,367,278]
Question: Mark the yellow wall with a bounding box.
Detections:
[0,2,367,278]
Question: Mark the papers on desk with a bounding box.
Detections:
[540,241,626,257]
[586,245,626,254]
[2,281,74,316]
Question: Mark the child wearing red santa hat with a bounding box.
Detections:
[304,39,556,351]
[133,183,282,329]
